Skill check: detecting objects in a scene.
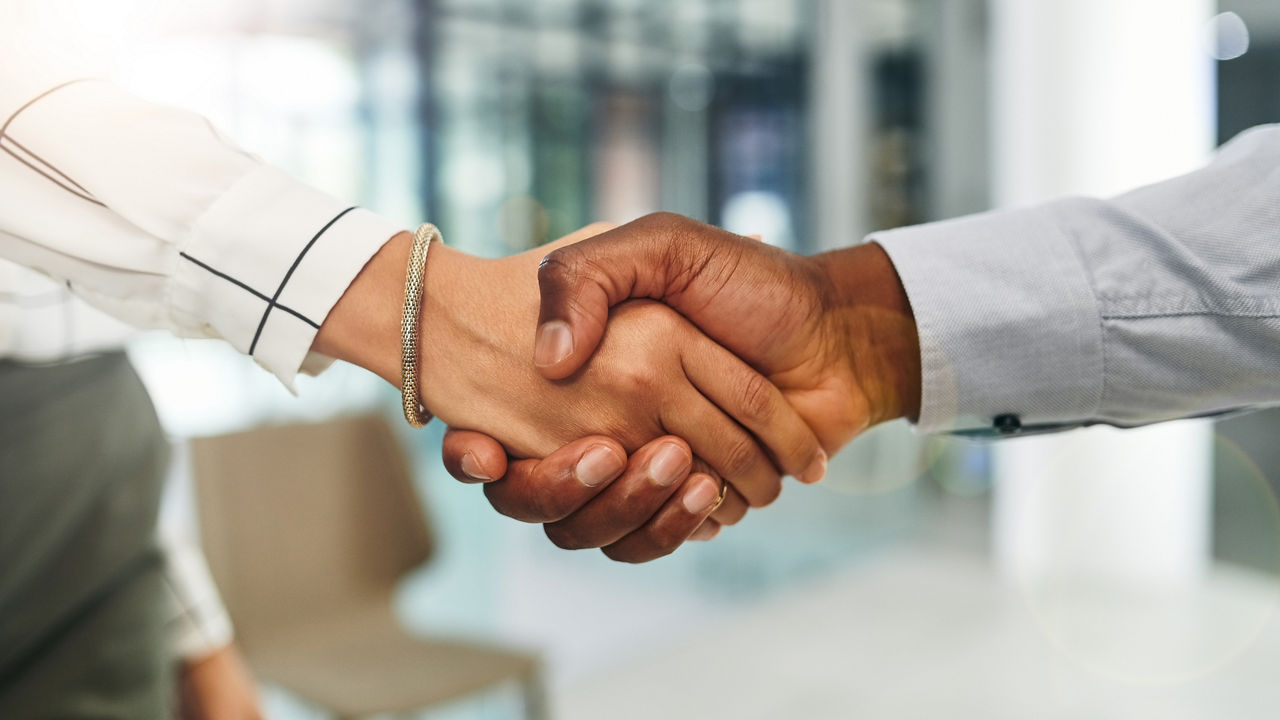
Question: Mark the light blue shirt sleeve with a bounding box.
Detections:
[872,124,1280,436]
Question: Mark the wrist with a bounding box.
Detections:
[311,231,412,387]
[311,233,497,423]
[414,245,538,430]
[814,242,921,426]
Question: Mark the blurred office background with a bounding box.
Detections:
[51,0,1277,716]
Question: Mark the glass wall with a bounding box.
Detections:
[424,0,811,254]
[1210,0,1280,576]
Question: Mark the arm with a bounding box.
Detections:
[176,646,262,720]
[524,125,1280,439]
[160,534,262,720]
[872,123,1280,433]
[1,57,820,550]
[443,122,1280,523]
[160,531,233,665]
[0,77,400,388]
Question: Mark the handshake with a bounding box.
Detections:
[317,212,921,563]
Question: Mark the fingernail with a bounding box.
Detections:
[460,452,492,482]
[689,522,721,542]
[649,444,690,487]
[575,446,623,488]
[800,449,828,485]
[683,478,721,514]
[535,321,573,368]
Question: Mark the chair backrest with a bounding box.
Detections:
[190,413,434,644]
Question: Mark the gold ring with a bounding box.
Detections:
[713,479,729,511]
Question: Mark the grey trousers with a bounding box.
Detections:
[0,353,171,719]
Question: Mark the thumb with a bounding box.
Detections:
[533,212,738,379]
[534,237,635,380]
[534,213,700,379]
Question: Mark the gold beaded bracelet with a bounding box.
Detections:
[400,223,441,428]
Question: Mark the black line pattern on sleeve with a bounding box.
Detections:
[0,80,92,138]
[178,252,273,303]
[5,136,93,194]
[0,141,106,207]
[247,206,356,354]
[0,79,106,207]
[179,252,321,334]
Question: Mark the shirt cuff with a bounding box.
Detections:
[870,198,1105,433]
[163,534,234,662]
[169,165,403,389]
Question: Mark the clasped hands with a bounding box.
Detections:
[318,212,921,563]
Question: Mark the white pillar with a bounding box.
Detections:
[990,0,1216,587]
[809,0,869,252]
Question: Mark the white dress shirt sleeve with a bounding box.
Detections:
[0,53,403,387]
[161,529,235,661]
[874,124,1280,435]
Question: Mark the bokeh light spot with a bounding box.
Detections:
[1208,11,1250,61]
[668,61,715,113]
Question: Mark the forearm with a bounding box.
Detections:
[1079,124,1280,425]
[0,73,402,386]
[869,124,1280,434]
[177,644,263,720]
[310,233,525,429]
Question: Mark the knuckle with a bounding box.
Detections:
[532,484,582,523]
[633,310,688,360]
[609,356,665,399]
[655,307,686,334]
[640,210,684,228]
[537,247,583,287]
[722,437,762,481]
[737,372,776,425]
[535,494,573,523]
[522,488,552,522]
[625,299,680,329]
[628,364,663,395]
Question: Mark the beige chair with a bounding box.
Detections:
[190,414,546,719]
